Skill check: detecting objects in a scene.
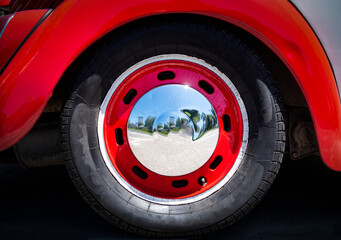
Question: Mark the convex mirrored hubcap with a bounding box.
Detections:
[98,54,248,203]
[127,84,219,176]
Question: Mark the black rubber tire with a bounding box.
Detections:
[60,17,285,237]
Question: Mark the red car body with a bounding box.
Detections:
[0,0,340,170]
[2,0,341,236]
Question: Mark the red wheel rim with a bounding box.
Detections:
[99,55,247,200]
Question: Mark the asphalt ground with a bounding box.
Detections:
[0,155,340,240]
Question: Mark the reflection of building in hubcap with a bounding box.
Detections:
[127,84,219,176]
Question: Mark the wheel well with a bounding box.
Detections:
[46,13,313,158]
[50,14,307,111]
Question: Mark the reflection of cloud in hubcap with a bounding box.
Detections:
[127,84,219,176]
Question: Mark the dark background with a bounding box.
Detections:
[0,155,340,240]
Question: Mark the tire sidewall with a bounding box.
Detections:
[68,22,278,231]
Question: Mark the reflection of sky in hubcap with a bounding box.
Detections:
[127,84,219,176]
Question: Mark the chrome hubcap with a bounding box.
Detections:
[127,84,219,176]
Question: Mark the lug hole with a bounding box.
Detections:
[223,114,231,132]
[115,128,124,145]
[123,89,137,105]
[172,180,188,188]
[210,156,223,170]
[132,166,148,179]
[157,71,175,80]
[199,80,214,94]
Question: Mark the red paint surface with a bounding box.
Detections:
[103,60,243,198]
[0,0,11,6]
[0,10,46,70]
[0,0,339,170]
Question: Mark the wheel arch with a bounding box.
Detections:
[54,13,307,111]
[0,0,340,171]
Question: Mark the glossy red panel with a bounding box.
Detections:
[0,0,340,171]
[0,10,46,70]
[0,0,12,6]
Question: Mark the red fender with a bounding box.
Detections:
[0,10,48,70]
[0,0,340,170]
[0,0,11,6]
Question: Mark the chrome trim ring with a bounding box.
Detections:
[98,54,249,205]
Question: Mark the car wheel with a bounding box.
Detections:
[61,17,285,237]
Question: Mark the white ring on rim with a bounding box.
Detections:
[98,54,249,205]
